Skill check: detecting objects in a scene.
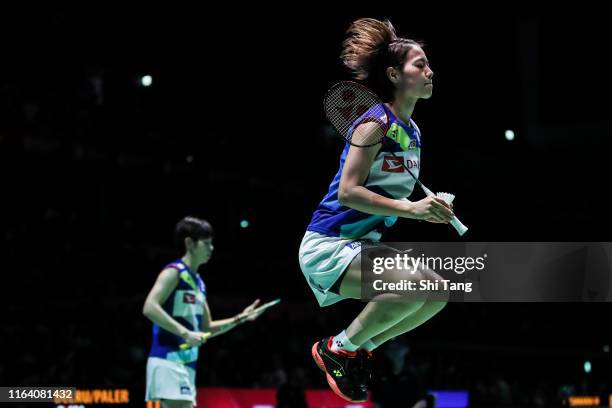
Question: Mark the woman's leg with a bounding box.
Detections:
[361,268,449,350]
[337,254,427,347]
[311,249,438,403]
[367,299,446,348]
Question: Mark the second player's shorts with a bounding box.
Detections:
[145,357,197,405]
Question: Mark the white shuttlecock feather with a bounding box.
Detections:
[435,192,468,236]
[436,192,455,205]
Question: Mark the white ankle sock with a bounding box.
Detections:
[330,330,358,352]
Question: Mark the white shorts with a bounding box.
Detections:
[145,357,197,405]
[299,230,366,307]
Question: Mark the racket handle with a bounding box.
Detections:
[450,216,468,236]
[420,184,435,197]
[179,332,212,350]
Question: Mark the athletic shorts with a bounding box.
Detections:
[145,357,197,405]
[299,230,368,307]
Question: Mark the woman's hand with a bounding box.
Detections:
[237,299,265,322]
[402,196,454,223]
[182,330,209,347]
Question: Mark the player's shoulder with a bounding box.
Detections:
[164,260,188,271]
[158,261,185,280]
[162,260,192,275]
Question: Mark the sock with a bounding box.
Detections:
[361,339,378,352]
[330,330,359,352]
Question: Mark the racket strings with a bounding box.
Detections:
[324,82,389,147]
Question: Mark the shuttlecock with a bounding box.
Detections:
[435,192,468,236]
[437,192,455,205]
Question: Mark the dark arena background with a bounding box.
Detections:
[2,6,612,408]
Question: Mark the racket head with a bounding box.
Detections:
[324,81,390,147]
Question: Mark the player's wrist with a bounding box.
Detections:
[178,327,190,339]
[399,200,418,219]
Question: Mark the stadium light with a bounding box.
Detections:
[141,75,153,87]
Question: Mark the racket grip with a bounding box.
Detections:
[179,332,212,350]
[450,216,468,236]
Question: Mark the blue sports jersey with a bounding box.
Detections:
[148,260,206,369]
[307,105,422,241]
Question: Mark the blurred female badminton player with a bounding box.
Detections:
[143,216,266,408]
[299,18,454,402]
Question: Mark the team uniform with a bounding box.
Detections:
[146,260,207,405]
[299,105,422,306]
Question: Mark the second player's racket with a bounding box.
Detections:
[179,299,282,350]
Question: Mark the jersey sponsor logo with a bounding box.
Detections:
[183,293,196,304]
[409,140,417,149]
[180,385,191,395]
[382,155,405,172]
[381,155,420,172]
[405,159,419,169]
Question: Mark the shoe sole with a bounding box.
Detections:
[311,341,326,371]
[311,341,366,403]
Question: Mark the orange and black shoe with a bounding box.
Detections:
[311,337,368,402]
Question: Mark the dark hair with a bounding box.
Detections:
[340,18,424,101]
[174,216,214,250]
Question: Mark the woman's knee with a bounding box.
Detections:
[369,297,425,322]
[382,265,426,283]
[421,268,450,303]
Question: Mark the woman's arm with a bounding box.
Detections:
[142,268,204,345]
[338,124,453,223]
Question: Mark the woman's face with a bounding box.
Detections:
[187,237,214,265]
[390,46,435,100]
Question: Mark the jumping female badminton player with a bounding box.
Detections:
[299,18,453,402]
[143,216,266,408]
